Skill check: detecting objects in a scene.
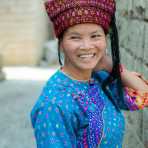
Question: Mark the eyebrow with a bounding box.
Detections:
[67,30,103,36]
[90,30,104,34]
[67,32,81,36]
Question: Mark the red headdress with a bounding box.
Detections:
[45,0,116,37]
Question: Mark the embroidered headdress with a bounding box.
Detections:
[45,0,116,37]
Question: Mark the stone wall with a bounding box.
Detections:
[0,0,51,65]
[116,0,148,78]
[116,0,148,147]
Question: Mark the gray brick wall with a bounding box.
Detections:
[116,0,148,147]
[117,0,148,77]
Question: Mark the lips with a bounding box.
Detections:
[78,53,96,58]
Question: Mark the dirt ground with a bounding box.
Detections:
[0,67,56,148]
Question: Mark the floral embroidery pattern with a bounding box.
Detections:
[125,87,148,109]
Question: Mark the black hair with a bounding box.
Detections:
[101,15,128,111]
[58,38,63,66]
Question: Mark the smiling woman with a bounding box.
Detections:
[60,24,106,80]
[30,0,148,148]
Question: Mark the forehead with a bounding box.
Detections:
[65,23,104,35]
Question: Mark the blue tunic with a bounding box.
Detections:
[31,69,127,148]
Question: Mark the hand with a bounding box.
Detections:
[121,69,148,92]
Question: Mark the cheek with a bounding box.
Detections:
[62,45,76,59]
[62,42,79,55]
[101,39,107,48]
[96,41,106,52]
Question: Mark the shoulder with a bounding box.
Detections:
[92,70,110,82]
[30,88,74,128]
[31,75,76,128]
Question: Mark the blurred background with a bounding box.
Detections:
[0,0,148,148]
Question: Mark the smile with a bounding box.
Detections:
[78,53,96,58]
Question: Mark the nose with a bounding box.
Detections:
[79,39,93,50]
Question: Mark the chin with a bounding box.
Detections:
[78,64,97,71]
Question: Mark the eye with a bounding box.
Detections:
[70,36,81,40]
[91,34,101,38]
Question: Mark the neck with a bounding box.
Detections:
[61,65,92,81]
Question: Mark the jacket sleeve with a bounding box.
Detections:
[31,99,76,148]
[109,74,148,111]
[93,70,148,111]
[123,86,148,110]
[109,80,148,110]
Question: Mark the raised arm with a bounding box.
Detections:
[94,54,148,109]
[120,66,148,92]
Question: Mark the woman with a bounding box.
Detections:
[31,0,148,147]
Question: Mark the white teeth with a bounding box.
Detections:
[79,54,94,58]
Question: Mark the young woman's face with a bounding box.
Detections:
[60,23,107,71]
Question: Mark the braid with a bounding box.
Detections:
[101,15,125,111]
[110,15,120,79]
